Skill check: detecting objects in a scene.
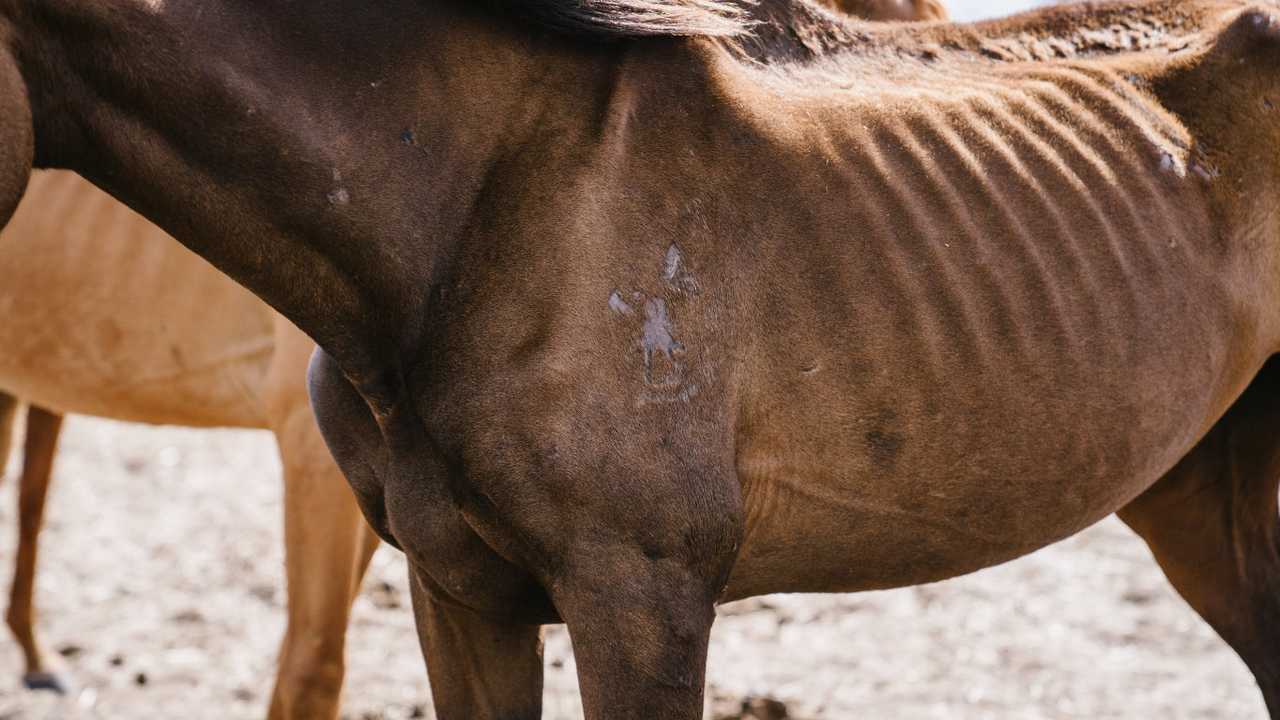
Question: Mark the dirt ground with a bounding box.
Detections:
[0,416,1264,719]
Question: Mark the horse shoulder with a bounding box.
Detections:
[1151,6,1280,344]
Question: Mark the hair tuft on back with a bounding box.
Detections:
[518,0,754,39]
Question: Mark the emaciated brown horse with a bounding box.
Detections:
[0,1,935,715]
[0,0,1278,718]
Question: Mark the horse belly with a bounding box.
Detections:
[0,171,274,428]
[726,346,1235,599]
[0,336,272,428]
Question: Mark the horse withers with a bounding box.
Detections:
[1,0,1279,718]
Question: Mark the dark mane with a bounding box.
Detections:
[514,0,752,37]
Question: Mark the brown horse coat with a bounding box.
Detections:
[1,0,1279,717]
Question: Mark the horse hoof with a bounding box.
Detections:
[22,671,72,694]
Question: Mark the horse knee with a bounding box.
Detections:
[5,603,28,640]
[269,631,346,720]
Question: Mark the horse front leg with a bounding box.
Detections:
[459,425,739,720]
[0,392,17,467]
[266,432,379,720]
[554,553,718,720]
[1117,357,1280,717]
[409,575,544,720]
[266,325,381,720]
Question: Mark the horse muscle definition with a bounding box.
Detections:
[0,2,929,717]
[1,0,1279,718]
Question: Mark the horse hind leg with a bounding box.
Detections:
[266,443,379,720]
[1118,356,1280,717]
[4,405,70,693]
[263,323,381,720]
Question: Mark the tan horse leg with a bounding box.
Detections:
[0,392,17,467]
[1117,357,1280,718]
[265,422,379,720]
[5,405,69,693]
[264,320,379,720]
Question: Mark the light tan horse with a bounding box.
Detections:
[0,169,380,720]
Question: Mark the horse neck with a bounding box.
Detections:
[7,0,620,399]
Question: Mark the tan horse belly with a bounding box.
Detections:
[0,171,273,427]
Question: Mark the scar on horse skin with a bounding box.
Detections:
[641,297,684,385]
[662,243,682,282]
[608,290,635,315]
[1158,150,1186,177]
[663,243,700,294]
[612,244,697,385]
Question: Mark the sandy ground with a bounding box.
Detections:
[0,415,1264,720]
